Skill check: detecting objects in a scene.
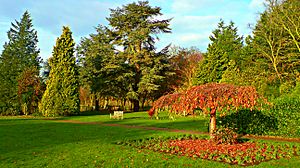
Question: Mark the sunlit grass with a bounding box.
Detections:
[0,112,299,167]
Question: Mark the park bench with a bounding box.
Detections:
[110,111,124,120]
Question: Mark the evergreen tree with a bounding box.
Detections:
[193,20,243,85]
[77,25,120,110]
[106,1,172,111]
[0,11,40,115]
[39,27,79,116]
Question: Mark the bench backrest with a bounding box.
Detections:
[114,111,123,115]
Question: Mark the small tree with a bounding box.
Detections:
[18,67,43,115]
[148,83,266,138]
[39,26,79,116]
[168,46,203,92]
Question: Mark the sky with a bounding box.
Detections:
[0,0,266,60]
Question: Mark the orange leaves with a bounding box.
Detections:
[148,83,266,117]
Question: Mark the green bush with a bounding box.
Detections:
[268,95,300,137]
[0,104,20,116]
[218,110,278,135]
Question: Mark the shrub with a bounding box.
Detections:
[268,95,300,137]
[211,126,238,144]
[218,110,278,135]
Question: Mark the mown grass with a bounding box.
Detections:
[63,111,210,132]
[0,112,299,167]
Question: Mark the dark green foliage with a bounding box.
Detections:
[193,20,243,85]
[218,110,278,135]
[77,25,129,110]
[39,27,79,116]
[107,1,172,111]
[0,11,40,115]
[78,1,173,111]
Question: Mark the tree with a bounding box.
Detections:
[39,27,79,116]
[168,46,203,91]
[0,11,40,115]
[148,83,265,139]
[193,20,243,85]
[18,67,43,115]
[77,26,117,110]
[106,1,172,111]
[248,0,300,95]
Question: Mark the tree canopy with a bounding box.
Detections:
[0,11,40,115]
[39,26,79,116]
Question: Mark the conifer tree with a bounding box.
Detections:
[106,1,172,111]
[0,11,40,115]
[193,20,243,85]
[39,27,79,116]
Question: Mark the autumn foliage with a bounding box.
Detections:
[18,67,43,115]
[149,83,267,138]
[149,83,264,117]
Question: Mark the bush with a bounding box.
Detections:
[268,95,300,137]
[211,126,238,144]
[0,104,20,116]
[218,110,278,135]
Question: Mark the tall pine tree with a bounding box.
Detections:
[39,27,79,116]
[107,1,172,111]
[0,11,40,115]
[193,20,243,85]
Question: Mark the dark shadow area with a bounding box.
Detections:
[0,119,172,155]
[217,109,278,135]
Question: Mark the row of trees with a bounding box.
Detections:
[0,1,202,116]
[0,0,298,116]
[194,0,300,98]
[0,11,79,116]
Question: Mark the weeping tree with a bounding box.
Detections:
[149,83,266,138]
[39,27,79,116]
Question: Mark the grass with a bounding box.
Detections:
[62,111,210,132]
[0,111,299,167]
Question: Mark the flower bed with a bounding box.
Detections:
[117,135,300,166]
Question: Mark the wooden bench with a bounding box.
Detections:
[110,111,124,120]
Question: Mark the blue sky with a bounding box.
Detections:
[0,0,265,60]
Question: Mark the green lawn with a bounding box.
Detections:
[0,112,299,167]
[62,111,210,132]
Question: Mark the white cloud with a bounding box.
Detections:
[249,0,265,9]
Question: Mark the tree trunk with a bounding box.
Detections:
[209,113,217,139]
[133,99,139,112]
[95,95,99,111]
[103,97,108,110]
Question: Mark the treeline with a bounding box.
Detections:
[0,0,299,117]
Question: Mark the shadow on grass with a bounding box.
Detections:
[0,119,177,155]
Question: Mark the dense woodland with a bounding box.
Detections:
[0,0,299,136]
